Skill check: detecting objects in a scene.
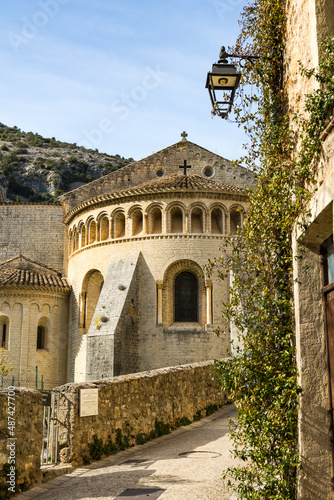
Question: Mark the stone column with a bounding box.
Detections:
[205,279,213,324]
[97,221,101,242]
[143,214,148,235]
[185,211,189,233]
[126,215,131,237]
[157,280,164,324]
[79,292,87,330]
[226,212,230,234]
[162,210,167,234]
[110,217,114,239]
[206,211,210,233]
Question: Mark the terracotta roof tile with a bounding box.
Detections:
[124,173,247,195]
[0,267,70,289]
[63,173,249,223]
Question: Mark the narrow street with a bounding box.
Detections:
[16,405,239,500]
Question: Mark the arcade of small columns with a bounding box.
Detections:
[68,200,245,256]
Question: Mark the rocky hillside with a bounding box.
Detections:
[0,123,134,203]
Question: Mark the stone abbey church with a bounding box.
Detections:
[0,133,252,387]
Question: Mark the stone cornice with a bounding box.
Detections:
[0,287,70,299]
[0,284,71,295]
[68,233,234,260]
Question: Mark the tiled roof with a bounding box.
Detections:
[63,173,248,223]
[0,267,70,289]
[129,173,247,194]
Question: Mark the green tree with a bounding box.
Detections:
[0,347,13,380]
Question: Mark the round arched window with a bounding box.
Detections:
[174,271,198,322]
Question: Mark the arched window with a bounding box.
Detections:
[114,212,125,238]
[230,208,242,234]
[99,216,109,241]
[2,324,6,348]
[170,207,183,233]
[190,208,204,233]
[174,272,198,322]
[81,270,104,331]
[89,220,97,244]
[80,224,86,247]
[132,209,143,236]
[0,317,9,349]
[37,325,46,350]
[149,207,162,234]
[75,230,79,251]
[211,207,224,234]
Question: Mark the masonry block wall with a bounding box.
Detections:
[68,235,232,382]
[56,361,226,467]
[0,204,64,271]
[0,389,43,490]
[286,0,334,497]
[0,291,70,388]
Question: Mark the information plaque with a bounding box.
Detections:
[79,388,99,417]
[41,390,51,407]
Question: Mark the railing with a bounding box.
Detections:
[0,366,72,390]
[41,391,60,466]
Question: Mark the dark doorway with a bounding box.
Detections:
[174,271,198,322]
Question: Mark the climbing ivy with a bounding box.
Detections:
[209,1,334,498]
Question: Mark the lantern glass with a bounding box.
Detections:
[210,75,238,89]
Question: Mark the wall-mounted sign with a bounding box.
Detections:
[41,390,51,407]
[79,388,98,417]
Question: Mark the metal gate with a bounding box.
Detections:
[41,391,60,465]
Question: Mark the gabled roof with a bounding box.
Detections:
[0,255,70,290]
[61,134,254,216]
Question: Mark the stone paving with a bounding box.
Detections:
[15,405,239,500]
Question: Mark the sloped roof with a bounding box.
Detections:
[63,173,248,223]
[129,173,247,194]
[0,255,70,290]
[61,135,253,218]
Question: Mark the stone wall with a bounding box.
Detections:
[0,290,70,389]
[68,235,230,382]
[0,361,226,494]
[293,241,333,499]
[56,361,225,467]
[0,204,64,272]
[285,0,334,497]
[0,388,43,492]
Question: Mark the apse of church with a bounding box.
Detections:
[0,133,253,385]
[64,133,252,382]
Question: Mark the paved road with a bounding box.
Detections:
[16,405,239,500]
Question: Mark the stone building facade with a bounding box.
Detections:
[285,0,334,497]
[0,134,253,387]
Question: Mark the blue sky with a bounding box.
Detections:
[0,0,247,161]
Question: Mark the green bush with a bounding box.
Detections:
[193,410,202,421]
[136,432,149,445]
[115,428,130,450]
[88,434,104,461]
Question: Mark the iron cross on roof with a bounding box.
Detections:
[179,160,191,176]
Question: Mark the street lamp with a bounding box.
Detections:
[206,46,262,118]
[205,46,241,118]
